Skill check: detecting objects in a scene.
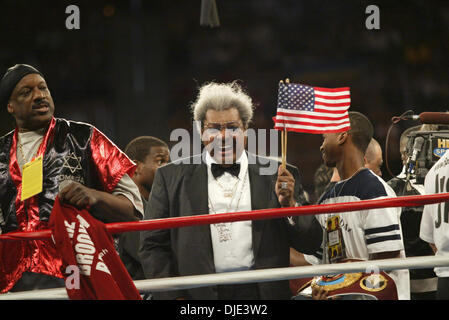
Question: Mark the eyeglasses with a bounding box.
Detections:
[203,121,243,132]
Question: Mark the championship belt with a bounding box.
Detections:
[291,259,398,300]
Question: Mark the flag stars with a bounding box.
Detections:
[277,83,316,111]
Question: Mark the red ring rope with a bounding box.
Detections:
[1,192,448,242]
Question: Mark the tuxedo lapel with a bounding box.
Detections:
[248,157,276,261]
[184,161,215,272]
[185,162,209,216]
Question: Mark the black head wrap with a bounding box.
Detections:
[0,64,43,107]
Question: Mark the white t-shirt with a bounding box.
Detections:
[420,150,449,277]
[305,168,410,300]
[206,151,254,273]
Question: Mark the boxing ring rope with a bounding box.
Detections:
[1,192,449,242]
[2,255,449,300]
[1,192,449,299]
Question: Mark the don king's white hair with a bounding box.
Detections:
[190,81,254,128]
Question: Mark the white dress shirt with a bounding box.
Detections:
[206,151,254,273]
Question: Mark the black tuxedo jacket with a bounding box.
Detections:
[139,153,322,300]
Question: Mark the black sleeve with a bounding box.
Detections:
[287,214,323,255]
[138,168,188,300]
[287,164,309,205]
[286,164,323,254]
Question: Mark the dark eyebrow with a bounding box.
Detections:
[154,152,169,157]
[19,81,46,90]
[206,121,240,125]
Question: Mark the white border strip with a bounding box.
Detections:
[1,255,448,300]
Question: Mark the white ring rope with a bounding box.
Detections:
[1,255,448,300]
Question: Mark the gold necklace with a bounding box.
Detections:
[209,171,249,243]
[333,167,364,198]
[209,168,248,213]
[17,137,27,166]
[16,132,44,172]
[215,176,240,198]
[17,133,30,171]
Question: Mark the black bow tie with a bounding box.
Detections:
[211,163,241,179]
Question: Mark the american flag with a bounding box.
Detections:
[274,82,351,134]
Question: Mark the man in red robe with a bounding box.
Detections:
[0,64,143,293]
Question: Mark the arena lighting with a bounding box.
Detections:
[200,0,220,27]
